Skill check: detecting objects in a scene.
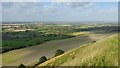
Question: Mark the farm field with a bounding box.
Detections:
[38,34,118,67]
[2,2,119,68]
[2,28,74,53]
[2,31,115,66]
[1,24,118,67]
[2,24,118,53]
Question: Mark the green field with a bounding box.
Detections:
[2,31,114,66]
[2,33,90,66]
[1,24,118,66]
[2,25,76,53]
[38,34,118,66]
[2,24,118,53]
[2,2,119,67]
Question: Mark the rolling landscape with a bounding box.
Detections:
[1,23,118,67]
[1,1,119,68]
[38,34,118,66]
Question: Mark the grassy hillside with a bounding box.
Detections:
[38,34,118,66]
[2,32,113,66]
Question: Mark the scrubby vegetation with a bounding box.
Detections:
[39,56,47,64]
[32,49,65,67]
[75,26,118,32]
[18,64,25,68]
[54,49,64,57]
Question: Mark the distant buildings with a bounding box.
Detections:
[2,24,24,28]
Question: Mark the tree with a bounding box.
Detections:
[18,64,25,68]
[39,56,47,64]
[25,30,29,32]
[55,49,64,57]
[92,41,96,43]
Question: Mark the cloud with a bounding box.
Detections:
[84,7,118,22]
[53,0,119,2]
[1,0,119,2]
[2,2,117,22]
[53,0,77,2]
[2,0,39,2]
[3,2,93,13]
[3,2,40,9]
[2,2,94,12]
[64,2,94,8]
[2,2,13,7]
[51,2,94,9]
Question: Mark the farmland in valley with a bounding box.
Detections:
[1,24,118,66]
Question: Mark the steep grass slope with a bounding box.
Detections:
[38,34,118,66]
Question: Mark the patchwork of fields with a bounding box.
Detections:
[1,2,119,67]
[1,24,118,67]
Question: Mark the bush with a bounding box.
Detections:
[39,56,47,64]
[25,30,29,32]
[18,64,25,68]
[92,41,96,43]
[55,49,64,57]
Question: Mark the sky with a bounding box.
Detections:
[2,1,118,23]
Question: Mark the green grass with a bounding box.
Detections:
[2,25,117,53]
[2,31,115,66]
[2,24,118,66]
[2,31,74,53]
[38,34,118,66]
[2,34,93,66]
[2,24,78,53]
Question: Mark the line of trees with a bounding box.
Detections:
[75,26,118,32]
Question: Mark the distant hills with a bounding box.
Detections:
[2,21,118,25]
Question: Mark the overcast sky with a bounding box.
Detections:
[2,2,118,22]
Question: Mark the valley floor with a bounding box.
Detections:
[1,32,115,66]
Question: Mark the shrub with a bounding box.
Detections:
[29,44,32,46]
[25,30,29,32]
[92,41,96,43]
[39,56,47,64]
[54,49,64,57]
[18,64,25,68]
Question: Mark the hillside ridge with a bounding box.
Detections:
[37,34,118,66]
